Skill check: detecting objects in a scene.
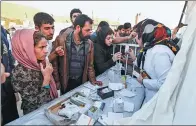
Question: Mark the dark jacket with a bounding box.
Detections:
[94,26,117,76]
[59,25,74,36]
[1,25,19,125]
[94,43,116,76]
[51,28,96,94]
[1,25,15,73]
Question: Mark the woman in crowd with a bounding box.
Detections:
[130,19,179,103]
[94,26,122,76]
[11,29,58,114]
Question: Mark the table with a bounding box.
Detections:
[7,68,145,125]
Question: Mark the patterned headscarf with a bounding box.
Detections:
[133,19,179,68]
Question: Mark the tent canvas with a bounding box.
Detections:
[115,1,196,125]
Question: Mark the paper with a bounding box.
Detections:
[109,83,125,90]
[119,89,136,98]
[124,101,134,112]
[94,101,102,109]
[79,103,92,114]
[84,83,100,91]
[98,114,113,125]
[71,93,92,105]
[89,91,102,101]
[108,112,123,120]
[76,114,95,125]
[113,98,124,113]
[80,88,91,97]
[58,103,80,119]
[109,101,114,108]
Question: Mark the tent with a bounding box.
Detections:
[115,1,196,125]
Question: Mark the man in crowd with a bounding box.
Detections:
[124,22,132,36]
[51,14,102,95]
[90,21,109,42]
[48,9,82,61]
[1,25,19,125]
[33,12,64,62]
[90,21,135,44]
[116,25,125,37]
[59,8,82,35]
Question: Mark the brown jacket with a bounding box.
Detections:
[51,28,96,93]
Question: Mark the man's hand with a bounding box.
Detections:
[55,46,64,56]
[1,63,10,84]
[92,81,103,86]
[127,31,137,40]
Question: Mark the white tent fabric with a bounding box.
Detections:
[115,1,196,125]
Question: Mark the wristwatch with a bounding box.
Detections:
[43,85,50,89]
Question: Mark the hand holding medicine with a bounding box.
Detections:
[112,52,122,62]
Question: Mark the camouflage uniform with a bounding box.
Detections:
[11,64,52,115]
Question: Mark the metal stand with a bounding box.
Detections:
[112,43,139,77]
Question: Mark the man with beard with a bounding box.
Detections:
[49,9,82,61]
[33,12,64,62]
[52,14,102,95]
[116,25,125,37]
[90,21,135,44]
[124,22,132,36]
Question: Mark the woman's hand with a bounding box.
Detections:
[137,75,143,84]
[92,80,103,86]
[112,52,122,62]
[40,60,53,87]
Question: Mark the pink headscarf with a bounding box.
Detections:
[12,29,58,99]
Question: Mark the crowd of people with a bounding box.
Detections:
[1,8,181,125]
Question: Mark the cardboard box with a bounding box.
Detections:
[97,86,114,99]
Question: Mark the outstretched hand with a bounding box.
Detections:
[92,81,103,86]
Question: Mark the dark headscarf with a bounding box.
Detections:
[96,26,114,48]
[133,19,180,68]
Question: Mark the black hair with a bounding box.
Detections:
[33,31,46,46]
[117,25,124,30]
[33,12,55,28]
[73,14,93,29]
[70,8,82,19]
[124,22,131,29]
[98,21,109,28]
[97,26,114,47]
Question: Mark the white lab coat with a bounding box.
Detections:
[142,45,175,103]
